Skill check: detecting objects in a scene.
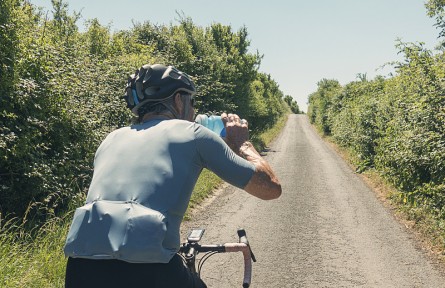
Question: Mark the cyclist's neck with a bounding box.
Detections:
[142,112,175,123]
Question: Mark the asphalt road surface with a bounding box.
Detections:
[181,114,445,287]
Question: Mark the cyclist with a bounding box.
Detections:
[63,64,281,288]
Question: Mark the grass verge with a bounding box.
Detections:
[0,216,68,288]
[319,133,445,263]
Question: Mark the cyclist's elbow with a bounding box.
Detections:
[244,179,281,200]
[270,182,282,199]
[244,166,282,200]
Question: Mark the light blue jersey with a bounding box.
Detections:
[64,119,255,263]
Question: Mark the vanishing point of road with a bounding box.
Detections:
[182,114,445,287]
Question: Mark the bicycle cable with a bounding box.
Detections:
[197,251,219,276]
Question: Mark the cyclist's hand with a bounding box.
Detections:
[222,113,281,200]
[221,113,249,153]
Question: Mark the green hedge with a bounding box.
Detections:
[308,41,445,220]
[0,0,295,220]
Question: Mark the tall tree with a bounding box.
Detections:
[425,0,445,43]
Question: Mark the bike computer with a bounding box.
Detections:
[187,228,205,242]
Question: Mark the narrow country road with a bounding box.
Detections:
[181,114,445,287]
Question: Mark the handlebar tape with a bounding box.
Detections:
[237,229,256,262]
[224,243,252,287]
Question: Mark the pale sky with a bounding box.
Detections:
[31,0,440,112]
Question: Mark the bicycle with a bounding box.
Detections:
[178,228,257,288]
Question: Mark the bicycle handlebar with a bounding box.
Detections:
[223,243,252,287]
[179,228,255,288]
[238,229,256,262]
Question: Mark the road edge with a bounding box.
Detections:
[312,123,445,274]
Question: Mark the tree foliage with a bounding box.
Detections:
[307,79,342,134]
[284,95,300,114]
[0,1,296,219]
[426,0,445,41]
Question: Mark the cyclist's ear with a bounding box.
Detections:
[173,92,183,114]
[174,92,182,105]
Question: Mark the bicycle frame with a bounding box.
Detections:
[178,229,256,288]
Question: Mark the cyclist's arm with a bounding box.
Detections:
[222,113,281,200]
[239,141,281,200]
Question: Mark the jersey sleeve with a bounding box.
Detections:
[194,123,255,189]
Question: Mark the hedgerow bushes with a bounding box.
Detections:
[0,0,297,220]
[308,41,445,223]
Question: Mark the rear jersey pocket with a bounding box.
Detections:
[64,200,176,263]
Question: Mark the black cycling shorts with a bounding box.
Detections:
[65,255,207,288]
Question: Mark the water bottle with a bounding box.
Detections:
[195,114,226,137]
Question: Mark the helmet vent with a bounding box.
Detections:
[169,70,181,79]
[143,67,153,82]
[169,70,191,85]
[144,86,160,96]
